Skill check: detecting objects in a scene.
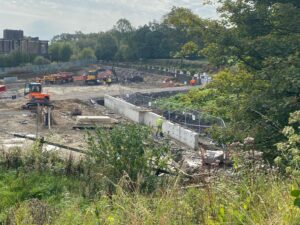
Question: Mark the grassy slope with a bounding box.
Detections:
[0,169,299,225]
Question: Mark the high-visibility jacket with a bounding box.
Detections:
[156,118,163,128]
[190,79,196,85]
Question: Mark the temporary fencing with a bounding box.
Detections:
[0,59,97,75]
[121,92,225,135]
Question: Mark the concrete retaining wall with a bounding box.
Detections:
[104,95,144,123]
[143,111,161,127]
[104,95,199,149]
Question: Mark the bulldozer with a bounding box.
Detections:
[22,82,54,110]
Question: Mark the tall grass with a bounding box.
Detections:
[0,124,299,224]
[2,170,299,225]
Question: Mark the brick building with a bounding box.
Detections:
[0,29,48,55]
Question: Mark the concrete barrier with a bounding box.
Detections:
[104,95,199,149]
[104,95,148,123]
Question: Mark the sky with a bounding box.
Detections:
[0,0,218,40]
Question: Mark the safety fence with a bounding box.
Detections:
[121,92,225,135]
[0,59,97,75]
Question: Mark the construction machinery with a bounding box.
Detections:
[36,72,74,85]
[22,82,54,109]
[84,67,116,85]
[84,69,101,85]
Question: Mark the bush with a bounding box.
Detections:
[77,48,96,60]
[275,110,300,177]
[33,56,51,65]
[86,124,170,193]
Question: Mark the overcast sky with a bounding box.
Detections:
[0,0,218,40]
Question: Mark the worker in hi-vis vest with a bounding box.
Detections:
[156,117,163,137]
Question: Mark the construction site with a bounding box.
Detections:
[0,63,224,174]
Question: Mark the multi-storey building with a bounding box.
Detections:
[0,29,48,55]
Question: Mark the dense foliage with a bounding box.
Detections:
[85,124,169,193]
[162,0,299,161]
[275,111,300,176]
[49,7,216,62]
[0,51,35,67]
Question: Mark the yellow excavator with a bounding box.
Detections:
[84,70,103,85]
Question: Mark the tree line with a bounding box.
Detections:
[0,7,211,67]
[48,7,214,62]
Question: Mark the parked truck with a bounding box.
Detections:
[36,72,74,84]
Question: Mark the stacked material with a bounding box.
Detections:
[74,116,118,129]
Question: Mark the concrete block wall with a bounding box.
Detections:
[143,111,161,128]
[162,121,199,149]
[104,95,199,149]
[104,95,143,123]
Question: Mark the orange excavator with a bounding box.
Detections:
[22,82,54,110]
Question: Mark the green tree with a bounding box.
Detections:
[177,41,199,59]
[201,0,300,156]
[33,56,51,65]
[114,18,133,34]
[49,42,61,61]
[59,43,73,62]
[0,51,33,67]
[95,34,118,60]
[163,7,208,55]
[78,48,96,60]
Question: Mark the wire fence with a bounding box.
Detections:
[121,92,225,135]
[0,59,97,75]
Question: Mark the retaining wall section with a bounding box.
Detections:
[104,95,199,149]
[104,95,143,123]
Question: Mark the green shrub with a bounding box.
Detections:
[33,56,51,65]
[275,111,300,176]
[86,124,170,193]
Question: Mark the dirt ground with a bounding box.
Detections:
[2,66,175,101]
[0,98,128,150]
[0,64,175,151]
[0,66,198,164]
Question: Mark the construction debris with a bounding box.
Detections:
[73,116,119,129]
[71,107,82,116]
[204,150,224,165]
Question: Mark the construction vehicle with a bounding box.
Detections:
[84,68,116,85]
[84,70,101,85]
[36,72,74,85]
[22,82,54,109]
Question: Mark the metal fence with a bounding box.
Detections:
[121,92,225,135]
[0,59,97,75]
